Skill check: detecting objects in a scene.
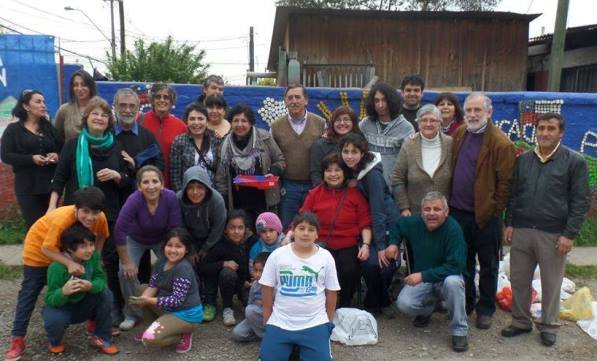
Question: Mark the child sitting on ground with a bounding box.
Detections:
[232,252,270,341]
[249,212,284,272]
[131,228,203,354]
[42,223,118,356]
[259,212,340,361]
[199,210,252,326]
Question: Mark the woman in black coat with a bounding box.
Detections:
[1,90,62,229]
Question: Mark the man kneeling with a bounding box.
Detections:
[385,191,468,352]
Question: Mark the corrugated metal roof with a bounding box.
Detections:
[529,24,597,45]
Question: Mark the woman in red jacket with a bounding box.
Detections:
[299,153,372,307]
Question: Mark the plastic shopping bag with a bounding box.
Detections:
[560,287,595,321]
[331,308,378,346]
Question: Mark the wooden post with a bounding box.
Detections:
[548,0,569,91]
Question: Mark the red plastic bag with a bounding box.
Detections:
[496,286,538,312]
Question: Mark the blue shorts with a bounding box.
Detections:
[259,322,334,361]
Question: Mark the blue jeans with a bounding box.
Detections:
[396,275,468,336]
[279,180,312,229]
[12,266,47,337]
[119,236,165,320]
[259,323,334,361]
[42,289,114,346]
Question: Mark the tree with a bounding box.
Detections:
[276,0,500,11]
[107,36,209,84]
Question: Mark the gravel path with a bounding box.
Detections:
[1,278,595,361]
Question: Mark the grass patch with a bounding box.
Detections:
[0,262,22,281]
[576,215,597,247]
[566,264,597,279]
[0,218,25,245]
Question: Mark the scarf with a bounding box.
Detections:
[220,127,262,175]
[76,128,114,188]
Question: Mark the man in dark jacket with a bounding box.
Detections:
[502,113,590,347]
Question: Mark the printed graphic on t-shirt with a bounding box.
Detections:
[279,265,323,297]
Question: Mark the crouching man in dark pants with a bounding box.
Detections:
[502,113,590,347]
[385,191,469,352]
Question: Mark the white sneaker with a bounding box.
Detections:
[223,307,236,326]
[119,317,136,331]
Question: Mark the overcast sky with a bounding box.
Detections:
[1,0,595,84]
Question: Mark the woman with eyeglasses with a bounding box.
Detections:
[140,83,187,188]
[1,90,63,229]
[54,69,97,141]
[49,97,131,328]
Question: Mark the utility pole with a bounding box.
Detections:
[103,0,117,59]
[547,0,569,91]
[249,26,255,85]
[119,0,126,58]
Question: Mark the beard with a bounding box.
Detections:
[117,114,136,127]
[465,117,488,132]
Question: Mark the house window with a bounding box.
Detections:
[561,65,597,92]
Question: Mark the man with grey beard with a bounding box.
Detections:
[113,87,163,184]
[449,92,515,330]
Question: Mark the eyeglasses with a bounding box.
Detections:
[154,94,171,101]
[21,89,36,97]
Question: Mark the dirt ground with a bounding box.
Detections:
[0,278,595,361]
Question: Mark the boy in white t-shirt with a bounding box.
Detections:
[259,211,340,361]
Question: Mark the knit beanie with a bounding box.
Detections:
[256,212,283,233]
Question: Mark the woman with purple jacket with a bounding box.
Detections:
[114,165,183,331]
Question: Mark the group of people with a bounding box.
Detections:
[1,70,590,361]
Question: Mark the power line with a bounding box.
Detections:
[0,21,107,66]
[526,0,535,13]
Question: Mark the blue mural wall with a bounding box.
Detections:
[95,82,597,157]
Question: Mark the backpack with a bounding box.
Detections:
[331,308,378,346]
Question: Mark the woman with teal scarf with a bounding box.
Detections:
[49,96,130,331]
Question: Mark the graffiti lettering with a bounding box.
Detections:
[580,131,597,155]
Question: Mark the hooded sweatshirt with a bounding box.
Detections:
[355,152,400,249]
[359,115,414,186]
[177,166,227,253]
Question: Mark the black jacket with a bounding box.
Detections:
[198,235,255,283]
[505,145,590,239]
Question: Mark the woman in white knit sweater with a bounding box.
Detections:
[390,104,453,215]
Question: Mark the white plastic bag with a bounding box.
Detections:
[500,253,511,277]
[561,278,576,294]
[497,272,511,293]
[331,308,378,346]
[577,302,597,341]
[530,303,542,319]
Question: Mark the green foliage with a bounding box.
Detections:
[0,262,21,281]
[566,264,597,279]
[576,215,597,247]
[276,0,500,11]
[107,36,209,84]
[0,217,25,245]
[257,78,277,86]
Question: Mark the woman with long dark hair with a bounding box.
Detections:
[54,69,97,141]
[1,90,62,229]
[340,133,400,316]
[170,102,219,191]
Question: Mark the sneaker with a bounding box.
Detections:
[4,336,25,361]
[111,327,121,337]
[381,305,397,319]
[119,318,136,331]
[451,335,468,352]
[475,314,492,330]
[89,336,120,355]
[203,304,216,322]
[223,307,236,326]
[85,320,96,336]
[175,333,193,354]
[48,343,65,355]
